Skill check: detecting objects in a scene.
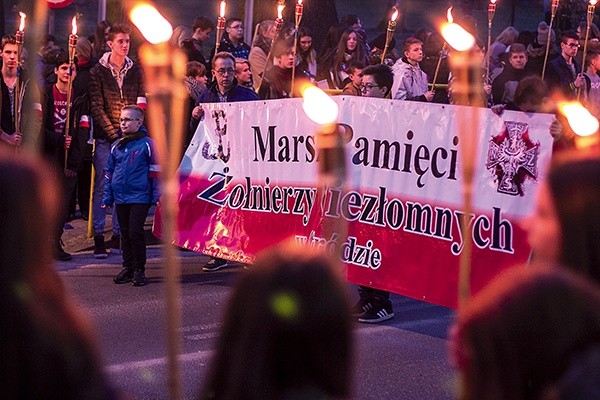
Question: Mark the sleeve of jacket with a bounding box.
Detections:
[89,67,119,142]
[491,73,507,105]
[102,145,116,206]
[66,93,91,172]
[544,61,561,91]
[147,139,160,204]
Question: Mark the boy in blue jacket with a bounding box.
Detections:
[103,105,159,286]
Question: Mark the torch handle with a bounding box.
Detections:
[541,16,555,81]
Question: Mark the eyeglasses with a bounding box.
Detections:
[120,117,141,123]
[361,83,380,91]
[215,68,235,76]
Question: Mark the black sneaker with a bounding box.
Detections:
[202,257,228,272]
[113,268,134,284]
[350,298,373,318]
[94,235,108,259]
[110,235,121,250]
[132,270,147,286]
[358,300,394,324]
[55,247,72,261]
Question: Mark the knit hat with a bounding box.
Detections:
[537,21,555,46]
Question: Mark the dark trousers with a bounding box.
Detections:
[116,203,151,272]
[77,159,93,217]
[358,285,390,302]
[56,173,78,244]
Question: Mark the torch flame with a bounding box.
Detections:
[130,3,173,45]
[592,0,598,6]
[441,7,475,51]
[277,4,285,19]
[447,7,453,23]
[559,102,599,137]
[18,12,26,31]
[220,1,226,18]
[298,0,303,4]
[71,16,77,36]
[391,9,399,22]
[490,0,497,4]
[301,85,339,125]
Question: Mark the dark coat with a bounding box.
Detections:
[89,57,145,142]
[545,55,581,99]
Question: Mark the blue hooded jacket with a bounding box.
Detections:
[102,126,159,206]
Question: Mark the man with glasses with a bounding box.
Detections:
[391,37,434,102]
[196,52,258,271]
[217,18,251,60]
[351,63,396,323]
[545,31,584,99]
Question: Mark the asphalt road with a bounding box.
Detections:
[57,219,456,400]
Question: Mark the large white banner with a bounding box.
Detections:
[156,97,555,307]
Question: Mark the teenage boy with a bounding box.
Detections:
[391,36,434,102]
[352,64,396,323]
[217,18,251,59]
[42,51,91,261]
[90,23,146,258]
[181,16,215,76]
[341,61,365,96]
[545,31,584,99]
[491,43,531,105]
[0,36,25,147]
[103,105,158,287]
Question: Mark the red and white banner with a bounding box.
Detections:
[154,97,554,308]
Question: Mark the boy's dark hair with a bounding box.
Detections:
[585,47,600,67]
[226,18,243,28]
[361,64,393,96]
[561,30,579,44]
[1,35,16,50]
[52,51,77,68]
[186,61,206,78]
[192,16,215,32]
[347,61,365,75]
[107,23,131,41]
[122,105,144,120]
[402,37,423,53]
[340,14,360,27]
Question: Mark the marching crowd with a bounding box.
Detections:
[2,4,600,399]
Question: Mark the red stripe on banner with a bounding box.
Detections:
[47,0,74,8]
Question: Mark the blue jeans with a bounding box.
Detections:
[92,139,120,235]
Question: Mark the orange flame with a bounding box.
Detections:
[591,0,598,6]
[298,0,303,4]
[71,16,77,36]
[277,4,285,19]
[490,0,497,4]
[447,7,454,23]
[18,12,26,31]
[391,9,399,22]
[441,7,475,51]
[220,1,226,18]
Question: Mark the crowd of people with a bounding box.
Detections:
[2,4,600,398]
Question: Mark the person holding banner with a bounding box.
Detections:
[351,63,396,324]
[197,52,258,271]
[391,36,434,102]
[41,52,91,261]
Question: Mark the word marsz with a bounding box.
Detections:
[251,126,459,189]
[197,174,515,256]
